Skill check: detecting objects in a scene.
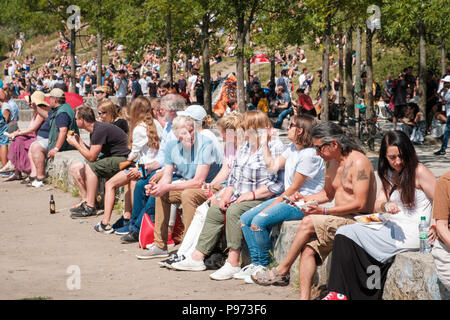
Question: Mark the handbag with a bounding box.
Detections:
[139,213,155,249]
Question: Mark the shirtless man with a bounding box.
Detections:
[251,121,377,300]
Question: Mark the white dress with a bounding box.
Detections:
[336,188,432,263]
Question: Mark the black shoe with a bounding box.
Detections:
[120,230,139,243]
[159,253,185,269]
[70,204,97,219]
[70,201,87,213]
[434,149,446,155]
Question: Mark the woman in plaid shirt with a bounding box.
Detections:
[172,111,286,280]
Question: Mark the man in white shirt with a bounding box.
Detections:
[139,73,148,96]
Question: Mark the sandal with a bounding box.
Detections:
[5,173,23,182]
[251,268,290,286]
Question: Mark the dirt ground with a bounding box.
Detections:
[0,178,300,300]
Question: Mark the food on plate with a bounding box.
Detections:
[357,216,372,223]
[369,214,383,222]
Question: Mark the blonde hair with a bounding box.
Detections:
[128,96,160,150]
[217,113,243,131]
[97,100,119,123]
[202,115,215,129]
[242,110,271,131]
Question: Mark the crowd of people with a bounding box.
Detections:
[0,81,449,299]
[0,33,449,300]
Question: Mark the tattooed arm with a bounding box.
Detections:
[324,156,375,216]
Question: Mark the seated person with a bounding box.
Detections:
[431,171,450,291]
[323,130,436,300]
[136,115,222,259]
[237,114,324,283]
[172,111,285,281]
[251,122,377,300]
[269,85,292,129]
[27,88,79,188]
[118,94,185,244]
[292,88,316,117]
[67,105,130,218]
[4,91,46,181]
[429,103,446,139]
[399,102,425,144]
[93,97,162,233]
[0,88,19,171]
[159,113,243,267]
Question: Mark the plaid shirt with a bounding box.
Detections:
[227,139,286,200]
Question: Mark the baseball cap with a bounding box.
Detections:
[443,75,450,83]
[45,88,65,98]
[30,91,49,107]
[177,104,207,121]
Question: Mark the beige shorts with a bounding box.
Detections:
[431,239,450,290]
[306,214,356,265]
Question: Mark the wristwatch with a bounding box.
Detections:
[54,147,59,152]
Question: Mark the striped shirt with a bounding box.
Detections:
[227,138,286,200]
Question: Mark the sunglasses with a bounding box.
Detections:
[314,142,331,153]
[98,111,107,115]
[289,122,296,129]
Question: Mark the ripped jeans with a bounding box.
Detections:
[240,198,305,267]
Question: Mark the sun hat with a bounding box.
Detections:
[30,91,49,107]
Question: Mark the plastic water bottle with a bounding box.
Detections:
[419,216,431,253]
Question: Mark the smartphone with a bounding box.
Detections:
[282,194,296,204]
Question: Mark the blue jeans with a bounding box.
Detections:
[129,171,156,233]
[274,107,293,129]
[240,198,305,267]
[440,117,450,151]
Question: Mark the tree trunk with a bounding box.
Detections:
[97,32,102,87]
[70,29,77,93]
[344,27,354,120]
[418,19,427,120]
[338,33,344,105]
[236,17,246,113]
[201,14,212,115]
[366,28,374,119]
[270,54,276,89]
[355,27,362,111]
[321,26,331,121]
[441,36,446,78]
[166,9,173,87]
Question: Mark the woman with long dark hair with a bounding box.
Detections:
[322,130,436,300]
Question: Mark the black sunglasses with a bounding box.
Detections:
[98,111,107,115]
[314,142,331,152]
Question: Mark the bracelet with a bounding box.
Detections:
[382,201,389,212]
[323,207,328,215]
[54,147,59,151]
[252,191,256,201]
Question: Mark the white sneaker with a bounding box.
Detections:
[31,179,44,188]
[209,261,241,281]
[244,265,267,284]
[233,264,258,280]
[172,256,206,271]
[0,161,14,173]
[136,245,168,260]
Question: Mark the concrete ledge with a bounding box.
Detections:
[46,150,84,193]
[272,220,450,300]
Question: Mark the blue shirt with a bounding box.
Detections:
[164,133,222,183]
[37,108,71,139]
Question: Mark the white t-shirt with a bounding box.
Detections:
[139,78,148,95]
[282,144,325,195]
[128,119,163,164]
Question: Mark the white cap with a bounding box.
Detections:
[443,75,450,83]
[177,104,207,121]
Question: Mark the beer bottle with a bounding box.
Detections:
[50,194,56,214]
